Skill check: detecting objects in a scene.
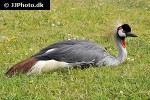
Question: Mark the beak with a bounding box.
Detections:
[126,32,138,37]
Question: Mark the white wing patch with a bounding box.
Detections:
[27,60,70,75]
[45,48,56,54]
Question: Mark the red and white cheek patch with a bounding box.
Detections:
[118,27,126,37]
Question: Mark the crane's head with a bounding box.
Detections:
[116,24,137,48]
[117,24,137,38]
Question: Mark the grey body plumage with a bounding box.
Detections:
[33,40,108,67]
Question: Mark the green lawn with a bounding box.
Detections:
[0,0,150,99]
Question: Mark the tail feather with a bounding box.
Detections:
[5,57,38,77]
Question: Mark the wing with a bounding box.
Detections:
[32,40,90,57]
[34,40,107,67]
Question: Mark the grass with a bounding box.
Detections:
[0,0,150,99]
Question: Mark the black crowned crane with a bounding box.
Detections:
[5,24,137,77]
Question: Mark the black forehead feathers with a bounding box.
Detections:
[121,24,131,32]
